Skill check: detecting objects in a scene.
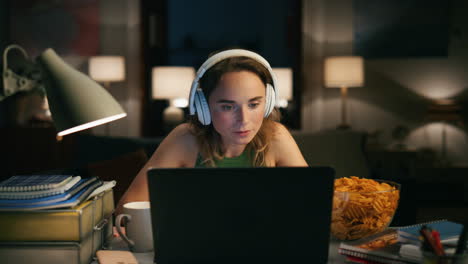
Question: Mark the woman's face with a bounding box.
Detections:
[208,70,266,149]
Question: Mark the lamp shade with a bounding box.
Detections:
[272,68,293,101]
[37,49,127,136]
[324,56,364,88]
[89,56,125,82]
[152,66,195,100]
[426,99,463,125]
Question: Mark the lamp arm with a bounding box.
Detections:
[1,44,45,101]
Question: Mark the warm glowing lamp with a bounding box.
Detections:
[89,56,126,88]
[152,66,195,126]
[426,99,463,166]
[88,56,126,135]
[272,68,293,108]
[324,56,364,129]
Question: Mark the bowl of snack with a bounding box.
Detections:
[331,176,400,240]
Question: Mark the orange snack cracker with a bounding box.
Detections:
[331,176,400,240]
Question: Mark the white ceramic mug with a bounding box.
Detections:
[115,201,153,252]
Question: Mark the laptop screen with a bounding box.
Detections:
[147,167,335,264]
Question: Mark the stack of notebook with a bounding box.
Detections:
[0,174,103,210]
[0,174,116,264]
[338,220,466,264]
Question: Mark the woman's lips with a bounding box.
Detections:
[235,130,250,137]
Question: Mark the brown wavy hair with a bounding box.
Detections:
[188,55,280,167]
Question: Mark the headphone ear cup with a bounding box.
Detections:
[264,83,275,117]
[194,89,211,125]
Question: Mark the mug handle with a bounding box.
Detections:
[115,214,135,249]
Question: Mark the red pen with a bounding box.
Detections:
[431,230,445,256]
[420,228,445,256]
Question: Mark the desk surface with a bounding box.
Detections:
[93,236,346,264]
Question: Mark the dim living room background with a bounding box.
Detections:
[1,0,468,225]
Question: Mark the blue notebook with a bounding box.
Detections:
[0,176,81,199]
[0,179,102,211]
[0,177,99,206]
[0,175,73,192]
[395,220,464,245]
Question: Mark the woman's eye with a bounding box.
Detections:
[249,102,260,109]
[221,105,233,111]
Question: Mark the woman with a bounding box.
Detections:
[119,49,307,206]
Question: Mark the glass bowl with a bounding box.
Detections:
[330,177,400,240]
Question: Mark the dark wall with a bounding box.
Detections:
[0,1,9,50]
[166,0,297,68]
[144,0,302,135]
[0,1,9,127]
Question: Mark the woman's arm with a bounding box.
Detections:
[117,124,198,208]
[270,123,308,167]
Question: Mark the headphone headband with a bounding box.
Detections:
[189,49,279,116]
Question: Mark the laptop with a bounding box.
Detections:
[147,167,335,264]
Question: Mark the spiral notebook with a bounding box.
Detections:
[395,219,463,245]
[0,178,103,211]
[0,176,81,199]
[0,175,73,192]
[339,221,466,264]
[338,229,417,264]
[0,177,99,206]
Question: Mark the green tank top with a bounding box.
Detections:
[195,149,253,167]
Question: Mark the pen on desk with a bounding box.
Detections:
[431,230,445,256]
[420,226,431,252]
[420,226,445,256]
[455,224,467,255]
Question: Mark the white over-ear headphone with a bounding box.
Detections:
[188,49,279,125]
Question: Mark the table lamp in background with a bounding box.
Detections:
[324,56,364,129]
[1,45,127,137]
[425,99,463,167]
[89,56,126,89]
[152,66,195,130]
[89,56,126,135]
[272,68,293,108]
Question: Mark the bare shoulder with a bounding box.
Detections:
[271,122,292,139]
[169,123,197,141]
[148,123,198,167]
[162,123,198,151]
[269,122,297,146]
[269,122,308,167]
